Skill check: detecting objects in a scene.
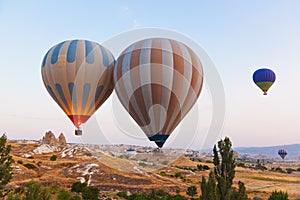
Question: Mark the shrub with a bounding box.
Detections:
[138,162,146,167]
[268,190,288,200]
[117,191,127,198]
[256,165,267,171]
[17,160,23,165]
[186,186,197,197]
[7,193,22,200]
[197,164,210,171]
[274,167,284,173]
[154,189,168,197]
[197,164,203,171]
[70,196,81,200]
[14,186,25,194]
[253,196,264,200]
[286,168,294,174]
[237,162,245,167]
[49,184,59,194]
[24,181,50,200]
[50,155,57,161]
[161,160,168,165]
[203,165,210,170]
[57,189,71,200]
[23,163,37,169]
[82,186,99,200]
[174,172,182,178]
[159,171,167,176]
[71,182,87,193]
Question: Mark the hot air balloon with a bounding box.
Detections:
[114,38,204,148]
[253,68,276,95]
[41,39,115,135]
[278,149,287,160]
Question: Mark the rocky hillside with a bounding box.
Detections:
[6,132,300,199]
[7,132,188,195]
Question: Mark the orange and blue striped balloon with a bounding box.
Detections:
[41,39,114,128]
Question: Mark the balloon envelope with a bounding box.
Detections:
[114,38,204,147]
[41,39,114,127]
[278,149,287,160]
[253,68,276,95]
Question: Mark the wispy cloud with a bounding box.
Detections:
[133,19,141,28]
[121,6,130,16]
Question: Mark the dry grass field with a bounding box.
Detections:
[7,140,300,199]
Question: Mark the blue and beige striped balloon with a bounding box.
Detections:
[41,39,115,127]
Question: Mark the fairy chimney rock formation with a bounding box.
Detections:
[58,133,67,147]
[42,131,57,146]
[42,131,67,147]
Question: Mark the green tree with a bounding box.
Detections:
[268,190,288,200]
[213,137,236,200]
[57,189,72,200]
[71,182,87,193]
[0,134,13,198]
[82,186,99,200]
[200,137,248,200]
[200,176,208,199]
[24,181,50,200]
[200,171,218,200]
[186,186,197,198]
[231,181,249,200]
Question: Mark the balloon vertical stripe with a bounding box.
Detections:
[55,83,71,112]
[68,82,77,111]
[98,44,110,67]
[51,42,65,64]
[94,85,104,103]
[87,85,104,113]
[82,83,91,111]
[85,40,94,64]
[42,48,52,68]
[67,40,78,63]
[47,86,64,109]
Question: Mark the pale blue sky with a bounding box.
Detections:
[0,1,300,148]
